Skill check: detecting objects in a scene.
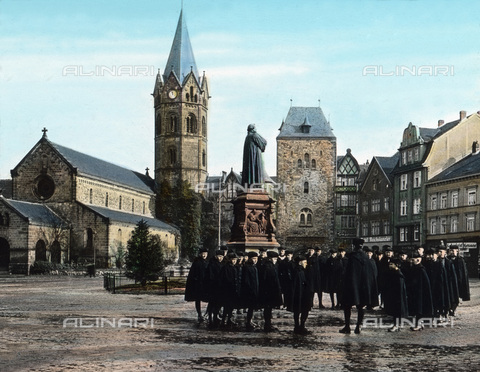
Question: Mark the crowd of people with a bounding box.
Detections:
[184,239,471,335]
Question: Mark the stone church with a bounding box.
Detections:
[0,10,210,274]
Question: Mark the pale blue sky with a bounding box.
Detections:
[1,0,479,180]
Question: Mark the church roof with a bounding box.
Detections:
[277,107,335,139]
[84,204,179,233]
[0,197,65,226]
[49,141,155,194]
[163,10,199,84]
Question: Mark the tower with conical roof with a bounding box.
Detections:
[153,10,209,188]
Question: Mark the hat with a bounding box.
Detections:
[294,255,307,263]
[247,251,258,258]
[329,249,336,254]
[411,252,421,259]
[338,247,346,252]
[363,246,372,253]
[384,246,393,252]
[237,251,245,257]
[353,238,364,247]
[426,248,436,255]
[199,248,208,253]
[267,251,279,258]
[215,250,224,256]
[277,246,285,251]
[221,245,228,250]
[315,247,322,251]
[227,252,238,259]
[259,247,267,252]
[436,246,447,252]
[285,249,294,255]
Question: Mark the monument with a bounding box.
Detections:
[227,124,280,252]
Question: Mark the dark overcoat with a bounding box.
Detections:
[405,264,433,317]
[383,268,409,318]
[342,250,378,307]
[324,255,342,294]
[240,260,259,309]
[184,256,208,302]
[203,258,223,303]
[288,265,312,313]
[219,262,240,308]
[424,259,451,313]
[306,254,322,294]
[278,258,294,309]
[443,258,460,308]
[451,255,470,301]
[259,260,283,308]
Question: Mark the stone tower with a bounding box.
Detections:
[153,10,209,189]
[276,106,336,251]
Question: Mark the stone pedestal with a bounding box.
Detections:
[227,190,280,252]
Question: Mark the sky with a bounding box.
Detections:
[1,0,480,180]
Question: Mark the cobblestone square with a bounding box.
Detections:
[0,276,479,371]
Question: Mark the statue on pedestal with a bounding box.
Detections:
[241,124,268,187]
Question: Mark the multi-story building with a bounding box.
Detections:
[358,153,399,251]
[425,141,480,277]
[334,149,363,249]
[276,106,336,251]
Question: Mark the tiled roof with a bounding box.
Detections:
[428,152,480,184]
[277,107,335,139]
[50,141,154,194]
[84,204,179,233]
[1,197,65,226]
[375,152,400,184]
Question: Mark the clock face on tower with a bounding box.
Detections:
[168,90,177,99]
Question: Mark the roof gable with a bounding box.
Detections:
[1,197,65,226]
[277,107,335,139]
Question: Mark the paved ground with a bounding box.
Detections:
[0,275,479,372]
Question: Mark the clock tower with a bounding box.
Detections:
[153,10,209,189]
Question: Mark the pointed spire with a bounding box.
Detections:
[163,10,199,83]
[153,68,163,94]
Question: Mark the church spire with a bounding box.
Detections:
[163,10,199,83]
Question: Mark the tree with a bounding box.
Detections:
[125,220,165,286]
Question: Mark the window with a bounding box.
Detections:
[156,113,162,135]
[371,199,380,213]
[89,188,93,204]
[440,218,447,234]
[400,227,407,242]
[119,196,122,210]
[299,208,313,226]
[413,171,421,188]
[170,115,178,132]
[372,179,378,191]
[402,151,407,165]
[169,148,177,165]
[413,225,420,241]
[304,182,309,194]
[413,198,421,214]
[186,114,197,134]
[400,200,408,216]
[430,219,437,234]
[362,201,368,214]
[383,220,390,235]
[297,159,302,168]
[143,201,146,214]
[131,199,135,212]
[202,150,206,167]
[304,153,310,168]
[400,174,408,190]
[311,159,316,169]
[440,193,447,209]
[408,150,413,163]
[431,195,437,210]
[414,148,420,161]
[451,191,458,208]
[202,117,206,136]
[451,216,458,233]
[371,221,380,235]
[362,223,369,237]
[468,189,476,205]
[384,197,390,211]
[105,192,109,207]
[466,215,475,232]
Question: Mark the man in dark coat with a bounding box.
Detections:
[339,238,378,335]
[336,247,348,309]
[449,246,470,304]
[259,251,283,332]
[383,258,409,332]
[405,252,433,331]
[306,247,322,309]
[316,247,327,308]
[241,251,260,331]
[424,248,450,321]
[438,246,459,318]
[204,250,224,328]
[288,255,312,334]
[184,248,209,322]
[241,123,268,186]
[278,249,294,310]
[364,246,378,310]
[324,249,341,309]
[219,252,240,327]
[377,246,393,309]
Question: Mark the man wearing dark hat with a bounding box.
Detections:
[315,246,327,309]
[185,248,209,322]
[424,248,450,321]
[335,247,348,309]
[378,246,394,309]
[259,250,283,332]
[324,249,341,309]
[437,246,459,319]
[364,246,378,310]
[204,250,225,328]
[241,251,260,331]
[288,255,312,334]
[278,249,294,310]
[306,247,322,309]
[340,238,378,334]
[449,245,470,308]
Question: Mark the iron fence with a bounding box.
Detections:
[103,272,187,295]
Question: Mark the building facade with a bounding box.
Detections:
[276,106,336,251]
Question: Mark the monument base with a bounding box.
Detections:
[227,189,280,252]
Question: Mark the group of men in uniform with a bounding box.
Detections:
[184,239,471,335]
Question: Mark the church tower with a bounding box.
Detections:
[153,10,209,189]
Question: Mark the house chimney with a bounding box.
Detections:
[460,110,467,120]
[438,120,444,127]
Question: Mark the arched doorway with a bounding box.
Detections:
[0,237,10,270]
[35,240,47,261]
[51,240,61,264]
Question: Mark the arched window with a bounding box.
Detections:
[89,188,93,204]
[156,113,162,135]
[297,159,302,168]
[119,196,122,210]
[131,199,135,212]
[305,153,310,168]
[186,93,190,101]
[169,148,177,165]
[105,192,109,207]
[86,228,94,256]
[170,115,178,132]
[311,159,316,169]
[51,240,61,264]
[190,86,194,100]
[202,150,206,167]
[143,201,146,214]
[187,114,197,134]
[202,117,206,136]
[304,182,309,194]
[299,208,313,226]
[35,240,47,261]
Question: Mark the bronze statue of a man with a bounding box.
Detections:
[241,124,267,187]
